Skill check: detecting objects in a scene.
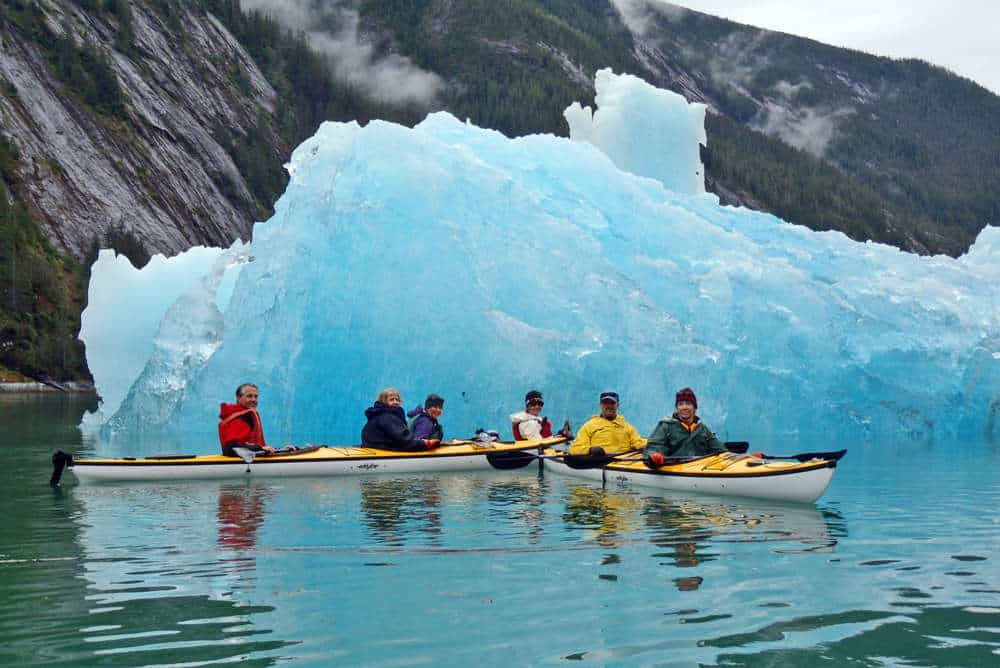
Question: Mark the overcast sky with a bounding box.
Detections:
[667,1,1000,95]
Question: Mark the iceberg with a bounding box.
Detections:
[80,69,1000,450]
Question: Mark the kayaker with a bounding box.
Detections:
[362,388,441,451]
[643,387,727,467]
[568,391,646,456]
[407,393,445,441]
[218,383,276,456]
[510,390,553,441]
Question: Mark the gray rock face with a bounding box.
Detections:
[0,1,282,260]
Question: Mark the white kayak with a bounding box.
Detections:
[542,449,845,504]
[52,437,567,484]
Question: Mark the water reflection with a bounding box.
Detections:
[359,477,444,546]
[561,484,643,547]
[73,484,295,665]
[557,480,845,594]
[356,474,552,549]
[217,484,272,551]
[643,497,722,571]
[706,605,1000,665]
[485,476,547,544]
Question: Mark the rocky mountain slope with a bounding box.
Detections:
[1,0,280,259]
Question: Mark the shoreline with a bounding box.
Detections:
[0,381,96,394]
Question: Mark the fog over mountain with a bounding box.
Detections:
[238,0,443,105]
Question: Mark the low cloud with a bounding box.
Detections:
[754,103,855,157]
[706,29,772,91]
[611,0,688,36]
[238,0,443,107]
[773,79,812,98]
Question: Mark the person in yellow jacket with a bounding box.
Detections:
[568,391,647,456]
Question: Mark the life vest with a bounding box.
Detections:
[218,404,267,450]
[512,416,552,441]
[408,412,443,440]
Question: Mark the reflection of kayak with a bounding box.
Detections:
[542,449,844,504]
[54,437,566,484]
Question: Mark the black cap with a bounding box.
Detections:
[424,393,445,409]
[524,390,544,404]
[599,391,619,403]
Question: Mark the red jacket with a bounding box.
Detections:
[218,403,267,451]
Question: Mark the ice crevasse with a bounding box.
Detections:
[80,69,1000,449]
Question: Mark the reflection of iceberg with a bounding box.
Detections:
[559,483,839,554]
[73,483,296,663]
[80,69,1000,448]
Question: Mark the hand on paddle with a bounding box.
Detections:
[648,452,665,467]
[423,439,441,449]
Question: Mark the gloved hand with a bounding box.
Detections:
[588,446,607,457]
[424,439,441,449]
[750,451,764,459]
[648,452,665,467]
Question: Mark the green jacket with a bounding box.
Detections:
[643,416,725,462]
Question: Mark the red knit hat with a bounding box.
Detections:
[675,387,697,408]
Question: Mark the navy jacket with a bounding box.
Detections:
[361,402,426,451]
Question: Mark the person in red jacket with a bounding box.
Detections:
[218,383,276,456]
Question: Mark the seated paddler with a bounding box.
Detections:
[510,390,553,441]
[643,387,725,467]
[362,388,441,451]
[407,393,445,441]
[568,391,646,457]
[219,383,277,456]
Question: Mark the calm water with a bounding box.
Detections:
[2,395,998,667]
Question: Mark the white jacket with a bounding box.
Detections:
[510,410,544,441]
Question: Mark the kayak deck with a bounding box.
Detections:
[61,437,566,483]
[542,450,843,504]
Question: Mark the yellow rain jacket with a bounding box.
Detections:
[568,414,647,455]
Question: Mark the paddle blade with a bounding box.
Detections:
[561,453,617,469]
[762,449,848,463]
[486,450,538,470]
[50,451,73,486]
[792,449,847,463]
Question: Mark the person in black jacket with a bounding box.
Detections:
[361,388,441,451]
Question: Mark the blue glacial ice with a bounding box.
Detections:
[80,69,1000,450]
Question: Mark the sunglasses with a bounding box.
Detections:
[527,400,544,407]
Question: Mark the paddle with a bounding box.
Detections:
[481,433,574,470]
[557,449,646,469]
[725,442,845,462]
[50,450,73,486]
[560,440,751,470]
[756,449,847,463]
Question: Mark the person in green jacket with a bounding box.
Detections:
[644,387,726,467]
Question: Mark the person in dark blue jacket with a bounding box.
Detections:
[362,388,441,451]
[407,393,445,441]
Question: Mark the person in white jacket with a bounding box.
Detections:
[510,390,553,441]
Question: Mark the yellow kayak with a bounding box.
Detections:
[52,436,567,484]
[542,448,845,504]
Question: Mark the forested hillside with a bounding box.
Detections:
[2,0,998,382]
